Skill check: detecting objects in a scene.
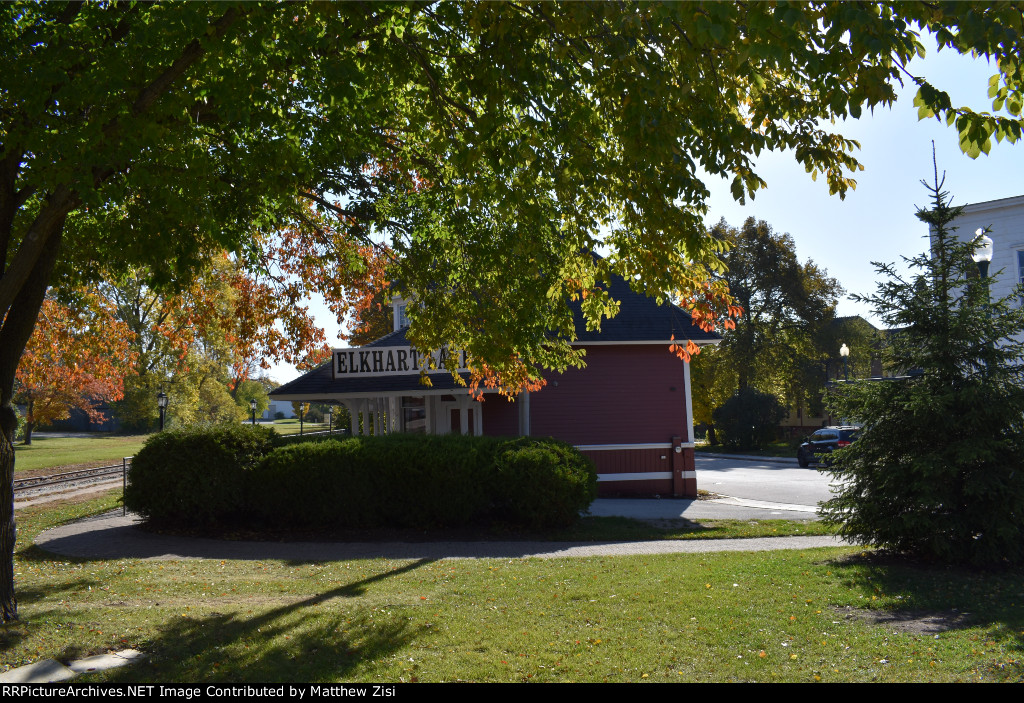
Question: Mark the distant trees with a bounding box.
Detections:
[102,221,379,431]
[692,217,844,441]
[15,293,135,443]
[712,388,786,450]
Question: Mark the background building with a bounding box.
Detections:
[271,275,719,498]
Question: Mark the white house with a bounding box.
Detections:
[948,194,1024,300]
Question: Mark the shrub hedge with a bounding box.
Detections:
[125,428,596,531]
[124,424,278,524]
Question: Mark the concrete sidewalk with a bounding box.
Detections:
[35,494,840,563]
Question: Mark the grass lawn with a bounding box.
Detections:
[14,433,151,474]
[13,425,340,474]
[271,419,331,436]
[3,491,1021,683]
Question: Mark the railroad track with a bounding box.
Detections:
[13,429,340,502]
[14,462,130,499]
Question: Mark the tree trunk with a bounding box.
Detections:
[0,220,64,622]
[23,421,33,446]
[0,406,16,621]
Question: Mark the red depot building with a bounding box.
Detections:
[270,274,719,498]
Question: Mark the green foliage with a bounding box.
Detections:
[127,430,595,531]
[688,346,735,444]
[10,3,1018,388]
[13,407,25,443]
[492,437,598,529]
[821,172,1024,566]
[111,375,160,433]
[702,217,844,424]
[171,375,243,427]
[255,434,502,529]
[233,380,269,419]
[712,389,786,450]
[125,425,277,524]
[818,316,883,384]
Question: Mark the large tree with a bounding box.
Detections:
[709,217,844,395]
[1,2,1021,620]
[691,216,844,441]
[821,169,1024,565]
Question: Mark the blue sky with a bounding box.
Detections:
[704,39,1022,324]
[268,39,1022,383]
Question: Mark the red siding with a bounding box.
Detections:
[476,345,697,499]
[587,446,696,498]
[481,395,519,437]
[529,345,689,445]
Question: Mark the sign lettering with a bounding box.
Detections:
[332,346,471,379]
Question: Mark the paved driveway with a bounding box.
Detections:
[589,454,839,522]
[696,455,837,509]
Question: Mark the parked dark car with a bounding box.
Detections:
[797,426,860,467]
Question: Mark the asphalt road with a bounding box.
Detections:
[588,454,839,522]
[696,455,838,509]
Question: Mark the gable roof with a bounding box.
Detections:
[569,273,720,344]
[271,272,719,400]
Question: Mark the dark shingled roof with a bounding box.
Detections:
[270,360,471,400]
[570,273,719,343]
[271,272,718,399]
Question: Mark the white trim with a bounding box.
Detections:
[576,442,694,451]
[959,193,1024,215]
[597,471,672,482]
[569,339,721,346]
[596,470,697,482]
[683,360,694,444]
[271,388,496,402]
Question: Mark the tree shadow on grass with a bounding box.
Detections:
[98,558,435,683]
[822,552,1024,681]
[10,576,102,604]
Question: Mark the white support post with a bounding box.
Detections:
[684,360,695,444]
[473,399,483,436]
[439,399,451,435]
[359,399,369,436]
[518,391,530,437]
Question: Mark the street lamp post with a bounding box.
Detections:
[250,398,258,426]
[972,229,995,375]
[157,391,168,431]
[972,228,994,282]
[327,407,333,434]
[972,227,995,322]
[839,343,850,381]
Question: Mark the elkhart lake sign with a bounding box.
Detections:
[333,346,470,379]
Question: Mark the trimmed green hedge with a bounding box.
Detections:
[124,424,278,524]
[125,429,596,531]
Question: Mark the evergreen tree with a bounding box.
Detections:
[821,167,1024,566]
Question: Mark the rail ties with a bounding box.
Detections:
[14,463,129,492]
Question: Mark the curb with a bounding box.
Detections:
[695,451,800,465]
